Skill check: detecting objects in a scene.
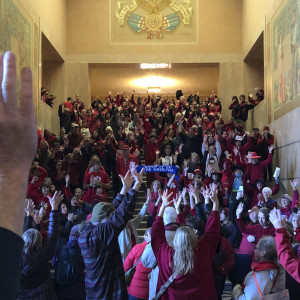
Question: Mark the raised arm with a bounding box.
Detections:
[270,209,300,283]
[199,185,220,256]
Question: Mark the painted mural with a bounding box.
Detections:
[271,0,300,119]
[0,0,39,113]
[110,0,197,44]
[0,0,32,72]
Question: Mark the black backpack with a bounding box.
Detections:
[55,246,81,285]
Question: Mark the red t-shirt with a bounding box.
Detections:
[83,171,110,195]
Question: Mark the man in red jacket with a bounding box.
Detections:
[142,129,165,187]
[236,145,274,185]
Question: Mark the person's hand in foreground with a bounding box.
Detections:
[0,52,37,236]
[269,208,284,229]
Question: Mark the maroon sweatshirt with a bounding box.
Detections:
[151,211,220,300]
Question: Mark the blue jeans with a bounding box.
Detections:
[128,293,147,300]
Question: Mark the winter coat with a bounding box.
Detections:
[275,228,300,283]
[232,264,285,299]
[18,211,59,299]
[78,190,136,300]
[124,241,152,299]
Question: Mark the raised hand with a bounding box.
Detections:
[290,179,299,190]
[268,144,274,153]
[155,191,162,206]
[200,186,210,202]
[209,185,219,211]
[119,170,134,193]
[161,190,173,207]
[68,213,74,222]
[224,150,231,159]
[48,191,64,211]
[25,198,35,216]
[167,174,176,187]
[233,147,239,156]
[33,210,42,224]
[181,187,188,204]
[236,202,244,218]
[132,167,144,185]
[31,176,39,184]
[269,208,284,229]
[174,193,182,214]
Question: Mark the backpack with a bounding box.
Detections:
[55,246,81,285]
[213,236,235,275]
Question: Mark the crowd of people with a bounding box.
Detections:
[0,51,299,300]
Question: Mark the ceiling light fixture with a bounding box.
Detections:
[140,63,171,69]
[147,87,161,93]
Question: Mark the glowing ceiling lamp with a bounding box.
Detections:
[147,87,161,93]
[131,76,177,89]
[140,63,171,69]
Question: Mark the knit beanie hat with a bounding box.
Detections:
[89,202,115,223]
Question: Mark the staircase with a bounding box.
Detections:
[106,154,148,242]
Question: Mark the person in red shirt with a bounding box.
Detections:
[236,204,275,245]
[236,145,274,185]
[151,188,220,300]
[83,160,111,196]
[142,129,165,187]
[269,209,300,283]
[115,145,139,191]
[64,97,74,113]
[115,145,139,178]
[123,228,152,300]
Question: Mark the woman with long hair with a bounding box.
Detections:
[18,192,64,299]
[151,188,220,299]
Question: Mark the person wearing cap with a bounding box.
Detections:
[236,144,274,185]
[115,144,139,191]
[261,126,275,181]
[78,169,143,300]
[280,179,300,219]
[68,123,84,151]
